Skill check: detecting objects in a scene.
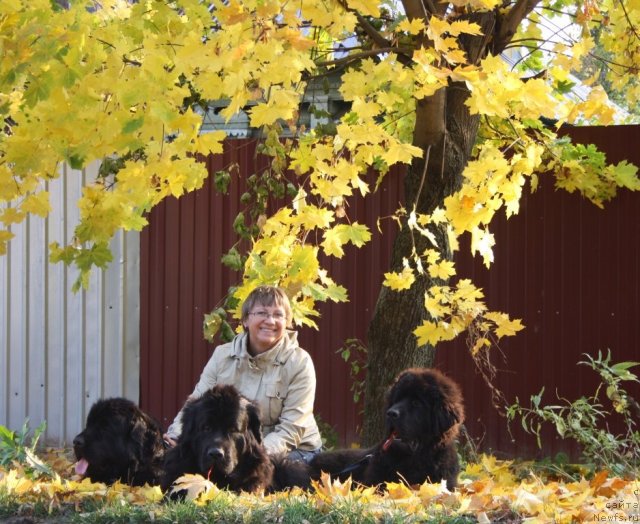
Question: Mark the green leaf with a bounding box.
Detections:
[232,212,246,235]
[214,170,231,194]
[66,153,85,170]
[221,247,244,271]
[122,117,145,134]
[612,161,640,190]
[203,311,223,342]
[610,361,640,381]
[220,320,235,342]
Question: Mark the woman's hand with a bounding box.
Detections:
[163,434,177,448]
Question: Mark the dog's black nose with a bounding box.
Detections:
[73,435,84,447]
[207,447,224,461]
[386,407,400,419]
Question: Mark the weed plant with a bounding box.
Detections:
[508,350,640,477]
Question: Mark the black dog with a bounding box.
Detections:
[310,368,464,490]
[73,397,165,486]
[161,384,310,494]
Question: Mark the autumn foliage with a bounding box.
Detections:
[1,1,639,356]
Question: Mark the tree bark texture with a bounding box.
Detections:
[362,83,481,445]
[361,9,505,445]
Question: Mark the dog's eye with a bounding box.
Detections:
[411,399,422,408]
[200,424,212,432]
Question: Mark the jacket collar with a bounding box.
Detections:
[231,330,298,366]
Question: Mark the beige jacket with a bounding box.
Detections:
[166,330,322,454]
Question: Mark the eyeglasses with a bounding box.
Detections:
[249,310,286,321]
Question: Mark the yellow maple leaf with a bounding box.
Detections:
[382,141,423,165]
[449,20,483,37]
[287,244,319,283]
[1,469,34,495]
[21,191,52,218]
[134,484,164,504]
[383,266,415,291]
[195,130,226,155]
[453,278,485,303]
[479,455,516,486]
[384,481,414,500]
[414,319,444,346]
[249,102,284,128]
[397,18,426,35]
[568,86,616,125]
[418,479,451,501]
[170,473,217,501]
[612,161,640,190]
[296,204,334,230]
[0,207,26,225]
[470,226,495,267]
[345,222,371,247]
[471,336,491,355]
[321,226,346,258]
[311,471,353,502]
[425,291,451,319]
[345,0,380,17]
[511,486,546,515]
[428,259,456,279]
[484,311,524,338]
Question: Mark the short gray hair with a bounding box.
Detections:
[241,286,293,328]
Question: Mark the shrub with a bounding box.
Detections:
[0,420,52,478]
[507,350,640,477]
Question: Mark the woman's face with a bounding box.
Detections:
[244,302,287,355]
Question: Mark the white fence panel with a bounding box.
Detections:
[0,163,140,446]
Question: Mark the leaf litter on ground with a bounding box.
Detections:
[1,448,639,523]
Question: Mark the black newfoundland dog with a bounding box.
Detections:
[161,384,310,494]
[310,367,464,490]
[73,397,165,486]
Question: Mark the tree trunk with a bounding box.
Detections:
[362,82,481,445]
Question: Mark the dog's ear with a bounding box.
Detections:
[128,415,151,464]
[246,402,263,443]
[179,401,198,440]
[432,399,463,440]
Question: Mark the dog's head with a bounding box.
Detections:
[179,385,264,478]
[73,398,163,485]
[384,368,464,448]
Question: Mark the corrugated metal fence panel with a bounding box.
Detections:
[435,124,640,459]
[140,141,267,430]
[0,163,140,446]
[141,127,640,456]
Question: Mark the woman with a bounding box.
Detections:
[164,285,323,463]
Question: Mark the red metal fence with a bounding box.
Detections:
[140,126,640,458]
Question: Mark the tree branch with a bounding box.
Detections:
[402,0,428,20]
[402,0,447,20]
[315,47,414,68]
[618,0,640,42]
[355,11,391,49]
[494,0,542,54]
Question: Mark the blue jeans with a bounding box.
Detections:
[286,447,321,464]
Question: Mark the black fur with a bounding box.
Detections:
[72,398,165,486]
[161,384,310,494]
[310,368,464,490]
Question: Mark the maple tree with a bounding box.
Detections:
[1,0,639,441]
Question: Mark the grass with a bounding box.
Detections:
[0,491,477,524]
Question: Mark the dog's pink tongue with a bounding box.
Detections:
[382,431,398,451]
[75,458,89,476]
